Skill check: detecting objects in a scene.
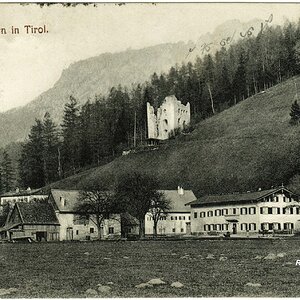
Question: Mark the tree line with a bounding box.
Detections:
[18,18,300,189]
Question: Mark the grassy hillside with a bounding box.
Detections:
[48,76,300,196]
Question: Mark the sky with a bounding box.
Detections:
[0,3,300,112]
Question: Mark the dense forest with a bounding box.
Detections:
[3,19,300,190]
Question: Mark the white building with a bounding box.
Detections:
[145,187,196,235]
[0,188,48,207]
[188,186,300,236]
[48,189,121,241]
[147,95,190,140]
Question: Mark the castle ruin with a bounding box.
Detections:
[147,95,191,140]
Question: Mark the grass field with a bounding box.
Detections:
[1,239,300,298]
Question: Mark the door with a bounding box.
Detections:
[36,231,47,242]
[232,223,237,234]
[66,227,73,240]
[186,222,191,235]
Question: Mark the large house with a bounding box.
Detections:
[48,189,121,241]
[188,186,300,236]
[145,187,196,235]
[0,201,60,241]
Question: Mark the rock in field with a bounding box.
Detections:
[206,254,215,259]
[245,282,262,287]
[171,281,184,288]
[147,278,166,285]
[123,256,129,259]
[254,255,263,260]
[97,284,111,294]
[135,283,153,289]
[84,252,90,256]
[0,288,18,296]
[277,252,287,258]
[219,256,228,261]
[264,253,277,260]
[85,288,98,297]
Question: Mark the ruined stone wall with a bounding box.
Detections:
[147,95,190,140]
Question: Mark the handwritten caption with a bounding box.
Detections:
[0,25,48,35]
[186,14,273,59]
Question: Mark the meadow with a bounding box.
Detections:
[1,238,300,298]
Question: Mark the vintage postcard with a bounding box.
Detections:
[0,2,300,298]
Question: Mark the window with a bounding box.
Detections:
[261,223,268,230]
[183,216,185,220]
[241,207,247,215]
[90,228,94,234]
[216,224,221,231]
[240,223,248,231]
[273,223,281,230]
[249,223,256,231]
[200,212,206,218]
[268,207,273,214]
[208,211,213,217]
[249,207,256,215]
[297,207,300,215]
[179,216,182,220]
[283,197,286,202]
[260,207,268,214]
[171,216,174,220]
[284,223,294,230]
[232,208,237,215]
[172,228,176,233]
[194,212,197,218]
[76,230,79,235]
[283,207,286,214]
[188,216,191,220]
[204,225,209,231]
[222,209,228,215]
[108,227,114,234]
[215,209,221,216]
[222,224,229,231]
[181,228,184,232]
[175,216,178,220]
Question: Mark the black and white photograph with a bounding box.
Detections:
[1,2,300,297]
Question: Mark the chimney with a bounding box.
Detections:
[178,186,184,195]
[60,196,65,207]
[15,187,20,193]
[27,187,31,192]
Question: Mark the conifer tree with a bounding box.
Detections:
[290,100,300,125]
[1,151,14,193]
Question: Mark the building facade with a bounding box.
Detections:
[0,201,60,241]
[0,188,48,207]
[147,95,190,140]
[49,189,121,241]
[145,187,196,235]
[188,187,300,236]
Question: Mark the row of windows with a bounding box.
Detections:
[204,224,229,231]
[194,207,256,218]
[260,207,300,215]
[194,206,300,218]
[172,228,185,233]
[204,222,295,232]
[263,196,293,203]
[75,227,114,235]
[261,222,294,230]
[147,215,191,221]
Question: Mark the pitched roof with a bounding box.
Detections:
[1,188,46,198]
[188,187,298,207]
[50,189,81,212]
[159,190,196,212]
[16,202,59,224]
